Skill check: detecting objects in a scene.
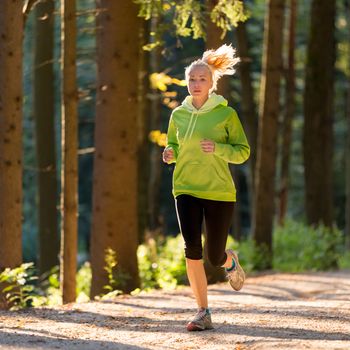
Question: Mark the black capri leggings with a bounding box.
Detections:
[175,194,235,267]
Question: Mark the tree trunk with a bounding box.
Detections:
[346,86,350,249]
[235,21,258,241]
[252,0,285,269]
[303,0,335,228]
[206,0,231,98]
[345,81,350,250]
[278,0,297,226]
[147,17,163,236]
[203,0,230,283]
[137,20,151,243]
[0,0,23,307]
[90,0,140,297]
[346,4,350,249]
[235,21,258,191]
[60,0,78,304]
[34,0,59,275]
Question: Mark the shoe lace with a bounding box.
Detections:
[192,309,208,323]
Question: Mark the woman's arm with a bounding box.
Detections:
[164,114,179,164]
[214,110,250,164]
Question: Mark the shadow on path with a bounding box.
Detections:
[0,330,149,350]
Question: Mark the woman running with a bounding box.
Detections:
[162,44,250,331]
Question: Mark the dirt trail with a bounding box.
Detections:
[0,271,349,350]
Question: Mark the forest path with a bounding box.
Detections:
[0,271,349,350]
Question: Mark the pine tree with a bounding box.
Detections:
[34,0,59,275]
[90,0,141,296]
[303,0,335,227]
[252,0,285,268]
[278,0,297,225]
[0,0,24,307]
[60,0,78,303]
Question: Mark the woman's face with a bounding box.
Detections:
[187,66,213,99]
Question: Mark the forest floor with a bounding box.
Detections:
[0,271,349,350]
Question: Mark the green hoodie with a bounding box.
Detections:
[165,93,250,202]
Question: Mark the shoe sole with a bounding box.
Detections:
[227,250,245,291]
[187,322,214,331]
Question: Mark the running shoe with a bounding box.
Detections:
[186,308,214,331]
[225,249,245,291]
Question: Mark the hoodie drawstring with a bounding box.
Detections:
[188,113,199,140]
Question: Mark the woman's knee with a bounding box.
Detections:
[184,246,202,260]
[207,251,226,267]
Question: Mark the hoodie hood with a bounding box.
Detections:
[180,93,228,143]
[181,92,228,113]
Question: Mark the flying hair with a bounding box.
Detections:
[185,44,240,92]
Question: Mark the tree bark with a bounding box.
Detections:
[0,0,23,307]
[137,20,151,243]
[252,0,285,269]
[206,0,231,98]
[147,17,163,236]
[278,0,297,226]
[346,82,350,250]
[303,0,335,227]
[346,4,350,248]
[235,21,258,190]
[203,0,231,283]
[60,0,78,303]
[34,0,59,275]
[90,0,140,297]
[234,21,258,242]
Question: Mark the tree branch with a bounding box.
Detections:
[23,0,42,26]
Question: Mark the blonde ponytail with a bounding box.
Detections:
[185,44,240,92]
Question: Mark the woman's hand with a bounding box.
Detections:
[200,139,215,153]
[162,148,174,163]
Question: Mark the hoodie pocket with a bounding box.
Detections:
[174,162,229,191]
[212,165,228,186]
[175,162,210,188]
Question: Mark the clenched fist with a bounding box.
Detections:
[162,148,175,163]
[200,139,215,153]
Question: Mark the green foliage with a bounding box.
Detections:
[143,40,164,51]
[103,248,129,294]
[138,234,187,290]
[134,0,164,20]
[173,0,206,39]
[134,0,248,45]
[76,261,91,300]
[137,222,347,290]
[0,263,37,310]
[31,266,62,307]
[236,238,271,272]
[338,250,350,270]
[227,221,346,274]
[0,262,90,309]
[273,220,343,272]
[335,2,350,78]
[210,0,248,39]
[225,234,270,272]
[32,263,92,306]
[1,222,349,312]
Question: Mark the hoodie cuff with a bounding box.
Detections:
[214,142,226,158]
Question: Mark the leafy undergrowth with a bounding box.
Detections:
[1,220,349,310]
